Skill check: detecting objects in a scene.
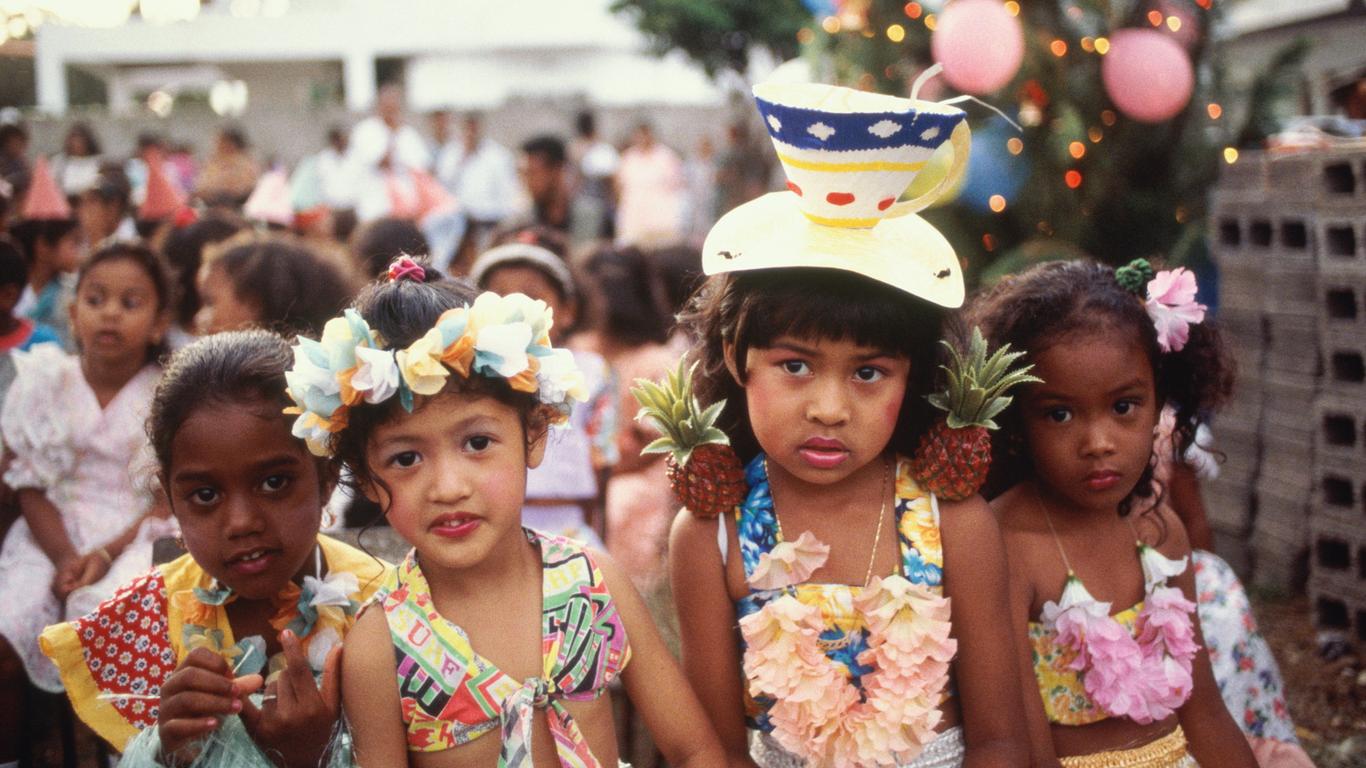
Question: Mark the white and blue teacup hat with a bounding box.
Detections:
[703,81,971,308]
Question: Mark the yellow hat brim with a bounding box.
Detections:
[701,192,965,309]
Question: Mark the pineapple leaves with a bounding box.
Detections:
[627,358,732,462]
[926,327,1042,430]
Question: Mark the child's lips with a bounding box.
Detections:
[798,438,849,469]
[430,513,481,539]
[1085,470,1123,491]
[225,547,277,576]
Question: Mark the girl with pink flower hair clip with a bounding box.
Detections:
[968,259,1277,768]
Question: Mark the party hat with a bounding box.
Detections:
[703,82,971,308]
[20,157,73,221]
[243,168,294,227]
[139,159,187,221]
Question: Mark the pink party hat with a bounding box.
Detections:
[243,168,294,227]
[139,159,187,221]
[21,157,73,221]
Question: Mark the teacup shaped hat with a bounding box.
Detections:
[703,82,970,308]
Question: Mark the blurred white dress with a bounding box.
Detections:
[0,344,166,691]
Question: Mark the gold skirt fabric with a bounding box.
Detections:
[1058,727,1198,768]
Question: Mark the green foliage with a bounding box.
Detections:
[610,0,810,76]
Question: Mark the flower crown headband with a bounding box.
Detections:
[284,258,588,456]
[1115,258,1206,354]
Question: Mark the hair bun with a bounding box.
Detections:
[387,255,433,283]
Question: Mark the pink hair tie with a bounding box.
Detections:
[387,256,425,283]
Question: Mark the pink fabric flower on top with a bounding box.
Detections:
[1146,268,1207,353]
[747,531,831,590]
[1136,584,1198,660]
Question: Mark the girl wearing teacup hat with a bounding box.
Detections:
[659,82,1030,767]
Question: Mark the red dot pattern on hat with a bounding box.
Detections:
[786,181,803,197]
[826,192,855,206]
[878,198,895,211]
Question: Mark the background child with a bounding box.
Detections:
[0,234,59,353]
[672,267,1027,767]
[10,159,81,350]
[311,265,722,767]
[0,241,171,766]
[195,231,359,337]
[40,329,388,766]
[970,259,1257,767]
[470,238,618,548]
[574,244,679,591]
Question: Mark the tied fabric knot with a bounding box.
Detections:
[497,677,601,768]
[387,256,426,283]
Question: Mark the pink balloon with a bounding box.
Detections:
[931,0,1024,96]
[1102,28,1194,123]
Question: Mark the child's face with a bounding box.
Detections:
[195,262,258,335]
[740,334,909,487]
[70,258,167,366]
[482,266,573,344]
[363,390,546,572]
[1020,331,1160,514]
[165,403,325,601]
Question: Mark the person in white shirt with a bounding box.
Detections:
[434,113,519,238]
[315,126,357,211]
[345,83,431,222]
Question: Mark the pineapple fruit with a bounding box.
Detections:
[910,328,1041,501]
[632,360,747,518]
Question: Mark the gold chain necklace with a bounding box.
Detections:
[766,455,891,592]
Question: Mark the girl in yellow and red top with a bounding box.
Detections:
[40,330,388,767]
[970,259,1256,768]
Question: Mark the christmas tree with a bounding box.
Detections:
[614,0,1230,280]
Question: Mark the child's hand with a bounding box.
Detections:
[52,551,111,601]
[157,648,256,765]
[240,629,342,768]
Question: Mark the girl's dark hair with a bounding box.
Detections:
[147,329,299,476]
[64,122,102,157]
[10,218,79,264]
[350,217,430,280]
[161,212,245,328]
[680,268,947,465]
[77,240,173,363]
[329,262,548,489]
[581,245,671,348]
[967,259,1234,515]
[207,232,358,337]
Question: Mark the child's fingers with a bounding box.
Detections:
[158,690,241,722]
[232,673,264,697]
[274,629,309,710]
[237,695,264,736]
[161,666,235,699]
[158,717,222,751]
[177,647,233,676]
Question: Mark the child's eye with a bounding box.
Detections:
[853,366,885,383]
[188,487,219,505]
[122,295,144,311]
[1114,400,1138,416]
[259,474,291,493]
[465,435,494,452]
[389,451,421,468]
[780,360,810,376]
[1046,408,1072,424]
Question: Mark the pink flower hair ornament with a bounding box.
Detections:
[1115,259,1207,354]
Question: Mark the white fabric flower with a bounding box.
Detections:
[1138,545,1188,590]
[286,344,339,397]
[474,322,533,377]
[1041,574,1111,625]
[303,571,359,608]
[534,348,588,405]
[307,626,341,673]
[350,346,400,404]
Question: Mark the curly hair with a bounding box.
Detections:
[679,268,948,465]
[966,259,1234,513]
[205,232,358,337]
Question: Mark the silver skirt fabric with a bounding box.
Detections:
[750,726,965,768]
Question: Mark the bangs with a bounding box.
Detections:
[734,268,943,358]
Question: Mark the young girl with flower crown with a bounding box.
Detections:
[312,259,723,767]
[40,329,389,767]
[666,82,1029,768]
[969,259,1257,768]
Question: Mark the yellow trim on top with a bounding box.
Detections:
[800,212,882,228]
[777,153,927,173]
